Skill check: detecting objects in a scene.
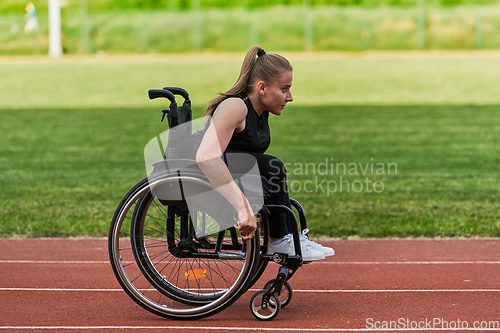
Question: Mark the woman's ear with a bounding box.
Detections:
[256,80,266,96]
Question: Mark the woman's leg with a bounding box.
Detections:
[239,153,293,239]
[222,150,292,238]
[223,151,330,260]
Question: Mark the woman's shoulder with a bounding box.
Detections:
[216,96,248,115]
[211,96,249,128]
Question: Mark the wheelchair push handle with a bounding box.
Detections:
[163,87,190,103]
[149,86,192,128]
[148,89,176,104]
[148,89,178,124]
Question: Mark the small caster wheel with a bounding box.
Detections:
[264,279,293,308]
[249,290,281,320]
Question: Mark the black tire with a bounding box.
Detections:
[250,290,281,321]
[245,215,269,291]
[264,279,292,308]
[109,171,260,320]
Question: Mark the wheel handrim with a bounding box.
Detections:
[109,174,256,317]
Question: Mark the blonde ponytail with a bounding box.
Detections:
[204,46,292,117]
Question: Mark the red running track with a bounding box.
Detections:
[1,238,500,332]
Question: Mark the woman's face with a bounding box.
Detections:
[262,70,293,116]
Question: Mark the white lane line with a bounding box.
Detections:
[0,326,499,331]
[1,287,500,293]
[0,288,123,292]
[0,260,137,265]
[294,289,500,293]
[0,260,110,264]
[2,260,500,265]
[314,261,500,265]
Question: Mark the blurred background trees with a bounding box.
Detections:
[1,0,500,54]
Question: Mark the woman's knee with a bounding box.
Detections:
[264,157,288,195]
[266,156,287,177]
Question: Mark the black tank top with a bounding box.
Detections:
[225,94,270,154]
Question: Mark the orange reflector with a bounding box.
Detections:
[185,268,207,280]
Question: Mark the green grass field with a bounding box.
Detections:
[1,52,499,238]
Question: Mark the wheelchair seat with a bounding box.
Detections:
[151,158,271,207]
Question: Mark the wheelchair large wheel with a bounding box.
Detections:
[109,171,260,320]
[245,215,269,290]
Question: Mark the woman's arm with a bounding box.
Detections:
[196,98,257,240]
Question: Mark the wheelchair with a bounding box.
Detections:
[108,87,310,321]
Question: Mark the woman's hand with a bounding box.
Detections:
[235,212,257,240]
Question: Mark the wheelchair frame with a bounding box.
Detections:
[108,87,310,320]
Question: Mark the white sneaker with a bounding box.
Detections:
[300,229,335,257]
[267,234,325,261]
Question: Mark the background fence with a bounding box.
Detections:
[1,3,500,55]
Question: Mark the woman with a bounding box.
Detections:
[196,46,334,261]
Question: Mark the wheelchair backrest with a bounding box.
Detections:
[149,87,192,159]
